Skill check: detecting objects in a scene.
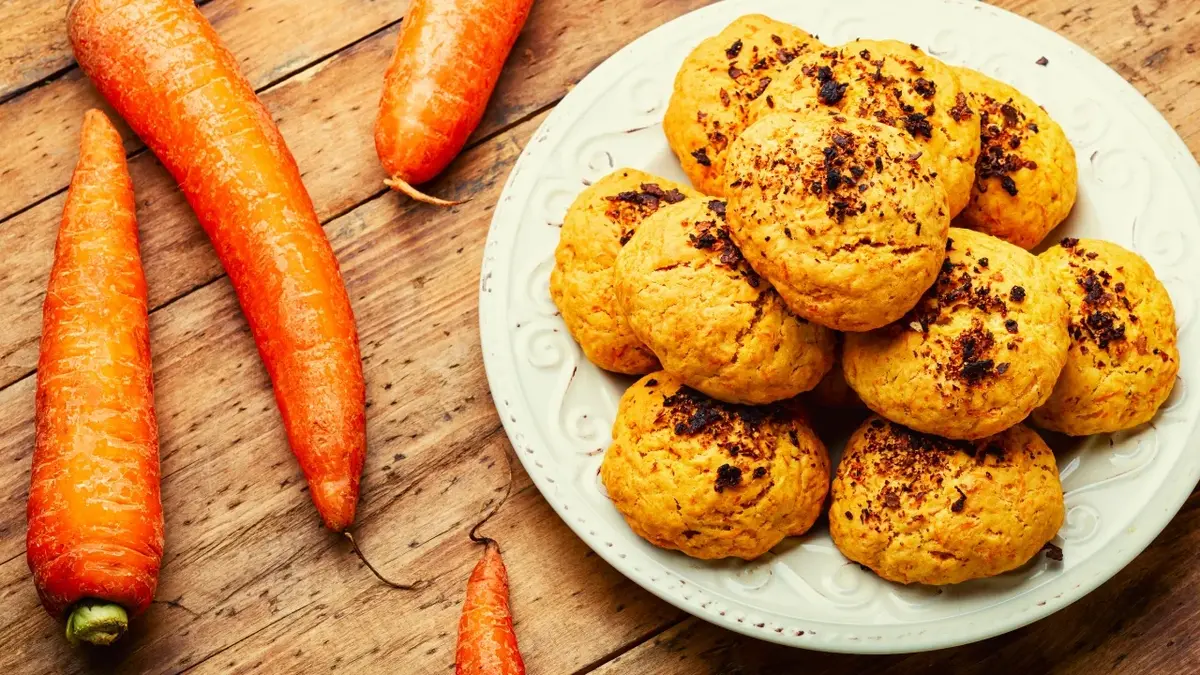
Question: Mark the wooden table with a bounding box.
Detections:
[0,0,1196,672]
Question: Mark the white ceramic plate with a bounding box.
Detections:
[479,0,1200,654]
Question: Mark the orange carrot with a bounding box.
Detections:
[375,0,534,205]
[456,533,526,675]
[69,0,366,532]
[26,109,163,646]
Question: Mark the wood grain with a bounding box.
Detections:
[0,0,1197,673]
[0,0,71,100]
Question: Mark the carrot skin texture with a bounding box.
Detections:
[375,0,534,186]
[69,0,366,531]
[27,109,163,621]
[456,542,526,675]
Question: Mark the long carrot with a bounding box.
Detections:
[456,532,526,675]
[375,0,534,205]
[26,109,163,646]
[68,0,366,532]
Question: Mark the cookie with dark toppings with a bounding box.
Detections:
[614,198,835,404]
[600,372,830,560]
[1032,238,1179,435]
[829,417,1064,585]
[953,67,1077,249]
[751,40,981,217]
[724,111,949,331]
[663,14,823,196]
[550,168,699,374]
[844,228,1069,439]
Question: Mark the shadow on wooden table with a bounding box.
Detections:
[594,488,1200,674]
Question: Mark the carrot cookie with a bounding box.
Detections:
[1032,238,1179,435]
[830,417,1064,585]
[954,67,1077,249]
[723,111,950,331]
[751,40,980,217]
[663,14,823,196]
[844,228,1069,439]
[601,373,830,560]
[614,198,834,404]
[549,168,698,374]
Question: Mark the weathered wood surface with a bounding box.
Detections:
[0,0,1196,673]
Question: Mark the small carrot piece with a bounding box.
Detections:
[375,0,534,204]
[26,109,163,645]
[456,537,526,675]
[69,0,366,531]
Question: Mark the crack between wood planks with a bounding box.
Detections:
[569,615,690,675]
[173,599,317,674]
[0,92,560,400]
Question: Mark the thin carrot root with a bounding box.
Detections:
[384,176,469,207]
[343,531,427,591]
[346,447,515,591]
[469,447,515,547]
[65,600,128,646]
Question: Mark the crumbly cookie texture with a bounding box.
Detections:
[724,111,950,332]
[663,14,823,196]
[550,168,699,374]
[1032,238,1179,435]
[614,198,835,404]
[953,67,1077,249]
[844,228,1069,439]
[601,372,830,560]
[752,40,980,217]
[829,417,1064,585]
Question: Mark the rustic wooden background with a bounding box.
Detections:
[0,0,1196,672]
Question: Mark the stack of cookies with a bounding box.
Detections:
[549,15,1180,586]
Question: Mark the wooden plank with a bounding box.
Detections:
[0,0,406,223]
[0,0,714,388]
[0,0,71,100]
[1007,0,1200,150]
[590,494,1200,674]
[0,111,681,674]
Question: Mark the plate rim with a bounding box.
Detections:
[478,0,1200,654]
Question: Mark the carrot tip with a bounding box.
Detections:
[383,177,468,206]
[65,600,128,646]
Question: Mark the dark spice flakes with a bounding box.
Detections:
[950,486,967,512]
[714,464,742,492]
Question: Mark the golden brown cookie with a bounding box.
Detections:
[954,67,1077,249]
[830,417,1064,585]
[1032,238,1179,435]
[724,111,950,331]
[614,198,835,404]
[601,372,830,560]
[844,228,1069,439]
[751,40,981,217]
[550,168,699,374]
[663,14,823,196]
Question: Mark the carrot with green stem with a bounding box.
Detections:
[375,0,534,205]
[27,109,163,646]
[69,0,366,533]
